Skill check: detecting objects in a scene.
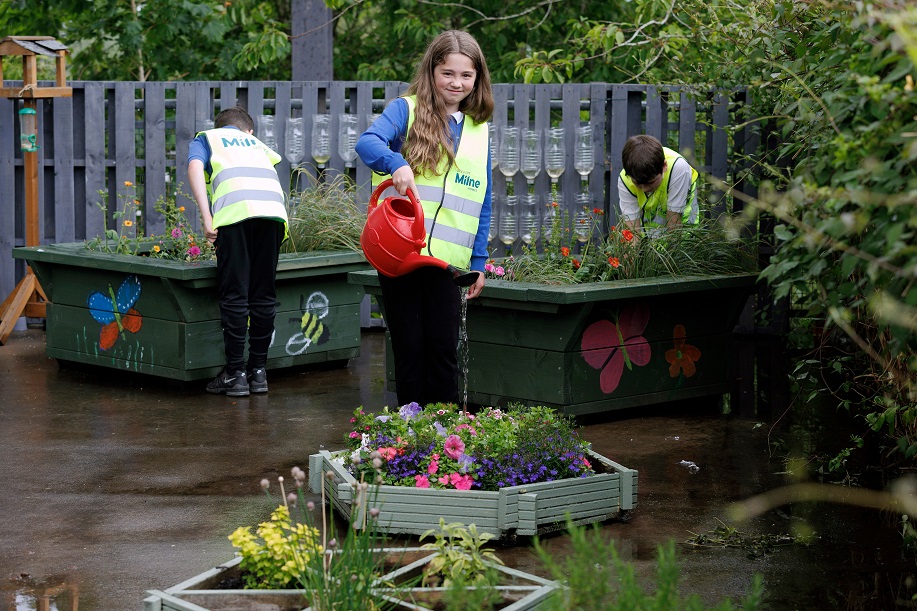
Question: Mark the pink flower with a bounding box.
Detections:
[444,435,465,460]
[449,473,474,490]
[349,431,360,439]
[428,460,439,475]
[485,262,494,272]
[438,476,449,485]
[171,227,183,238]
[495,266,505,276]
[414,475,430,488]
[187,245,202,257]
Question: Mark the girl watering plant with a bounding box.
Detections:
[355,30,494,408]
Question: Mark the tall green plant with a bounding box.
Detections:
[535,519,765,610]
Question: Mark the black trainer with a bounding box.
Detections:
[206,368,249,396]
[247,367,268,393]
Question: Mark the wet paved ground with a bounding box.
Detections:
[0,329,912,610]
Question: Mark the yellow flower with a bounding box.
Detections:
[123,220,133,227]
[123,180,133,187]
[153,245,161,253]
[179,206,185,212]
[134,199,141,205]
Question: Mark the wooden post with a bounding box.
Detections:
[0,36,70,344]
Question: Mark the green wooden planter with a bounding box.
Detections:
[13,243,370,381]
[309,448,637,539]
[349,270,757,416]
[143,548,560,610]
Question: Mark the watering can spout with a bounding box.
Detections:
[361,179,481,287]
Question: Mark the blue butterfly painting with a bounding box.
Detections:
[87,275,143,350]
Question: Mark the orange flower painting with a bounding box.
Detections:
[665,324,700,378]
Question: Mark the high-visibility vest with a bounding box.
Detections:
[620,147,698,228]
[371,96,488,269]
[202,128,288,229]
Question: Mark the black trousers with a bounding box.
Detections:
[214,218,285,371]
[378,266,461,407]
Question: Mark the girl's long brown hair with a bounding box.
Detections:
[403,30,494,177]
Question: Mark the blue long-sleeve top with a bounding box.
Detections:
[355,97,492,272]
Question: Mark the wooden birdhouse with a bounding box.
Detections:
[0,35,71,99]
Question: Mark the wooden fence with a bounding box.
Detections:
[0,81,758,303]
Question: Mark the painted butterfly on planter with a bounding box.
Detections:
[581,302,651,394]
[88,274,143,350]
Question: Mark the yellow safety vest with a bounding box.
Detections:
[202,128,288,230]
[620,147,698,228]
[372,96,488,269]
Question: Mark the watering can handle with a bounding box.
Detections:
[369,178,426,243]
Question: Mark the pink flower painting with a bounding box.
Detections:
[581,303,652,393]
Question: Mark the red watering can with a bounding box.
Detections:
[361,179,479,287]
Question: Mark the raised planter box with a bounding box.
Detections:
[143,548,560,611]
[309,448,637,539]
[13,243,370,381]
[349,270,757,416]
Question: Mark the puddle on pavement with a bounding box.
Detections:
[2,331,915,609]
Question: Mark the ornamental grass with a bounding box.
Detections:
[487,202,759,285]
[283,170,365,254]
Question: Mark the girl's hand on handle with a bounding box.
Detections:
[466,272,485,300]
[392,165,418,200]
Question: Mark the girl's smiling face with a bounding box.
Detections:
[433,53,476,114]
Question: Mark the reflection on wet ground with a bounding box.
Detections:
[0,329,913,609]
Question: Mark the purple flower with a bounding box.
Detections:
[399,402,422,421]
[187,245,201,257]
[433,421,447,436]
[375,415,391,423]
[171,227,183,238]
[457,453,474,473]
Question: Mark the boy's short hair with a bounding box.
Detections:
[622,135,665,185]
[215,106,254,132]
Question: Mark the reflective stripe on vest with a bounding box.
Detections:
[371,96,488,269]
[620,147,699,228]
[203,128,289,229]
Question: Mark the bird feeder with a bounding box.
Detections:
[18,107,38,151]
[0,36,71,345]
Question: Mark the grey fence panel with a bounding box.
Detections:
[220,82,237,112]
[678,91,697,162]
[145,81,167,237]
[710,91,730,216]
[300,81,322,185]
[114,82,137,234]
[0,81,754,303]
[174,82,197,216]
[587,83,606,228]
[274,80,293,191]
[52,96,75,243]
[83,82,105,239]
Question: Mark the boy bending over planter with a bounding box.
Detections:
[188,106,289,397]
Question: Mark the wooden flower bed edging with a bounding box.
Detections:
[143,548,560,611]
[309,448,637,539]
[13,243,369,381]
[349,270,757,416]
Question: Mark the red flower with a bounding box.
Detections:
[560,247,571,257]
[608,257,620,268]
[622,229,634,242]
[551,201,559,208]
[592,207,603,215]
[572,259,581,269]
[665,324,701,378]
[610,225,616,232]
